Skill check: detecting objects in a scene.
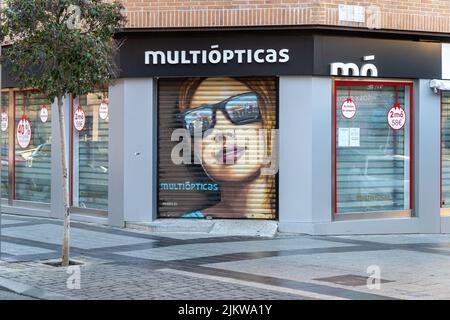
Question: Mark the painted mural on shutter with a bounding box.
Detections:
[158,77,278,219]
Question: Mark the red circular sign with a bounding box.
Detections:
[1,111,8,132]
[341,98,357,119]
[74,106,86,131]
[387,103,406,130]
[40,105,49,123]
[17,115,32,149]
[99,101,109,120]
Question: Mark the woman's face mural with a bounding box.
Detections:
[158,77,278,219]
[188,78,265,183]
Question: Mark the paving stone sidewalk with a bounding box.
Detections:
[1,214,450,300]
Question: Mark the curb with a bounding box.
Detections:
[126,219,278,237]
[0,276,77,300]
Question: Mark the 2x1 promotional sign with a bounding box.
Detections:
[39,105,49,123]
[17,115,32,149]
[74,106,86,131]
[387,103,406,130]
[99,101,109,120]
[341,98,357,119]
[1,111,8,132]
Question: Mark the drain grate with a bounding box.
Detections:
[313,274,394,287]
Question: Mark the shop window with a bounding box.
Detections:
[71,92,109,211]
[14,92,52,203]
[441,92,450,207]
[158,77,278,219]
[334,81,412,215]
[1,93,8,198]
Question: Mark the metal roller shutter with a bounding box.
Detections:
[158,77,278,219]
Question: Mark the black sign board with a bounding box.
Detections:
[116,30,441,79]
[118,30,314,78]
[313,35,441,79]
[1,30,443,88]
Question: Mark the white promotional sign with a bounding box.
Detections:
[1,111,8,132]
[74,106,86,131]
[341,98,357,119]
[349,128,360,147]
[99,101,109,120]
[39,105,49,123]
[338,128,350,147]
[17,115,32,149]
[387,104,406,130]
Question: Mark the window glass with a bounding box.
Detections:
[1,93,8,198]
[14,92,52,203]
[72,92,109,210]
[441,92,450,207]
[335,83,412,214]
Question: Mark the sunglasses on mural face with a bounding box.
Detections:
[178,92,261,135]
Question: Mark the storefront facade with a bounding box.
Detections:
[2,28,450,235]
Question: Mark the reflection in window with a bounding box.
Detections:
[335,83,411,214]
[72,92,109,210]
[1,93,8,198]
[14,92,52,203]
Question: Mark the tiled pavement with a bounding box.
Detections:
[1,214,450,300]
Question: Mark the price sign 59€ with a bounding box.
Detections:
[387,103,406,130]
[74,106,86,131]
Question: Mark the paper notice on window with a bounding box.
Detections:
[349,128,360,147]
[338,128,350,147]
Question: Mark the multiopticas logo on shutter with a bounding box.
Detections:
[145,45,290,65]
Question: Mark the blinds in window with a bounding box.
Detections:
[335,83,411,214]
[73,93,109,210]
[441,92,450,207]
[14,92,52,203]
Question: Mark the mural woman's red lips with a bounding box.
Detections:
[216,145,246,163]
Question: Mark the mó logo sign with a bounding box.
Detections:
[331,55,378,77]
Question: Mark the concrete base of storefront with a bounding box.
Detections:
[278,217,433,235]
[126,219,278,237]
[1,204,50,219]
[441,216,450,233]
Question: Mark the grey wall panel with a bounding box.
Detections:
[311,77,333,223]
[279,76,313,223]
[414,79,441,233]
[279,76,332,229]
[123,78,154,223]
[108,80,125,226]
[108,78,154,226]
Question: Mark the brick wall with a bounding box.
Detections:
[122,0,450,33]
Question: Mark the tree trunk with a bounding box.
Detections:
[58,96,70,267]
